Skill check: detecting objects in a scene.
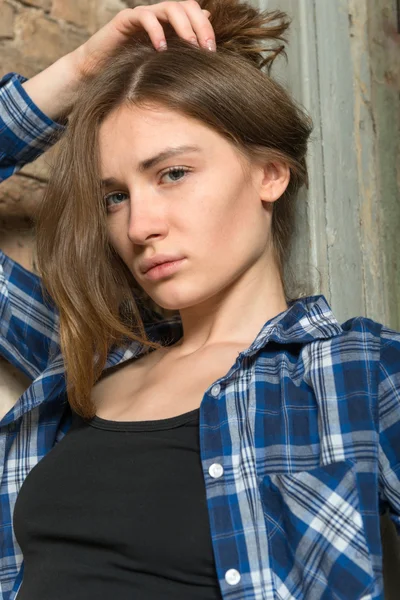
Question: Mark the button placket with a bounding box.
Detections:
[207,381,241,592]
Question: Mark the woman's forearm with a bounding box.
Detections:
[21,52,83,123]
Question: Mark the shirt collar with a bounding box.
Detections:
[105,294,342,370]
[245,294,343,356]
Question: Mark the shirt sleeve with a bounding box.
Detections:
[0,72,63,378]
[378,325,400,533]
[0,71,65,183]
[0,248,60,379]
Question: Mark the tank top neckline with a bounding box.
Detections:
[87,407,200,432]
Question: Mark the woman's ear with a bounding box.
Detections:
[259,161,290,203]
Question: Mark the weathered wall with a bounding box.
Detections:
[263,0,399,330]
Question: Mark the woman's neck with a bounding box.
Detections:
[170,258,287,357]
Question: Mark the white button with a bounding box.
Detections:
[225,569,241,586]
[211,384,221,397]
[208,463,224,478]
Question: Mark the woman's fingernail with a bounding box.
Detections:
[189,37,200,47]
[206,39,216,51]
[158,40,167,51]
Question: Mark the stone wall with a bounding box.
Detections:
[0,0,142,418]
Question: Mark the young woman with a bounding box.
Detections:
[0,0,399,599]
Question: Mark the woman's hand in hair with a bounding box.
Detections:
[75,1,216,79]
[21,1,215,123]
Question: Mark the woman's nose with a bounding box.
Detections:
[126,198,169,246]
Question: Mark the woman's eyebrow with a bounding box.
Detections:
[137,144,201,172]
[101,145,201,188]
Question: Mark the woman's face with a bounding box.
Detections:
[98,103,285,311]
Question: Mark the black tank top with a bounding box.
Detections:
[13,407,223,600]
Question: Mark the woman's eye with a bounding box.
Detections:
[160,167,189,183]
[103,168,189,209]
[104,191,128,207]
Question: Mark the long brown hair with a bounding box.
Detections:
[34,0,313,419]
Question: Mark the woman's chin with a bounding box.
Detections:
[149,292,205,312]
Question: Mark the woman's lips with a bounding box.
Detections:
[143,258,186,281]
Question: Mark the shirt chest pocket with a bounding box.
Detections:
[260,460,374,599]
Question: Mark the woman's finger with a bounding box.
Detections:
[152,1,203,48]
[151,1,215,50]
[179,1,216,50]
[122,7,169,50]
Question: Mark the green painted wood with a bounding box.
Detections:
[365,0,400,330]
[256,0,399,328]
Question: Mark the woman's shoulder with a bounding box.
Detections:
[335,314,400,352]
[284,294,400,376]
[316,313,400,383]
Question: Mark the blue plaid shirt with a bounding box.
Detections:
[1,72,400,600]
